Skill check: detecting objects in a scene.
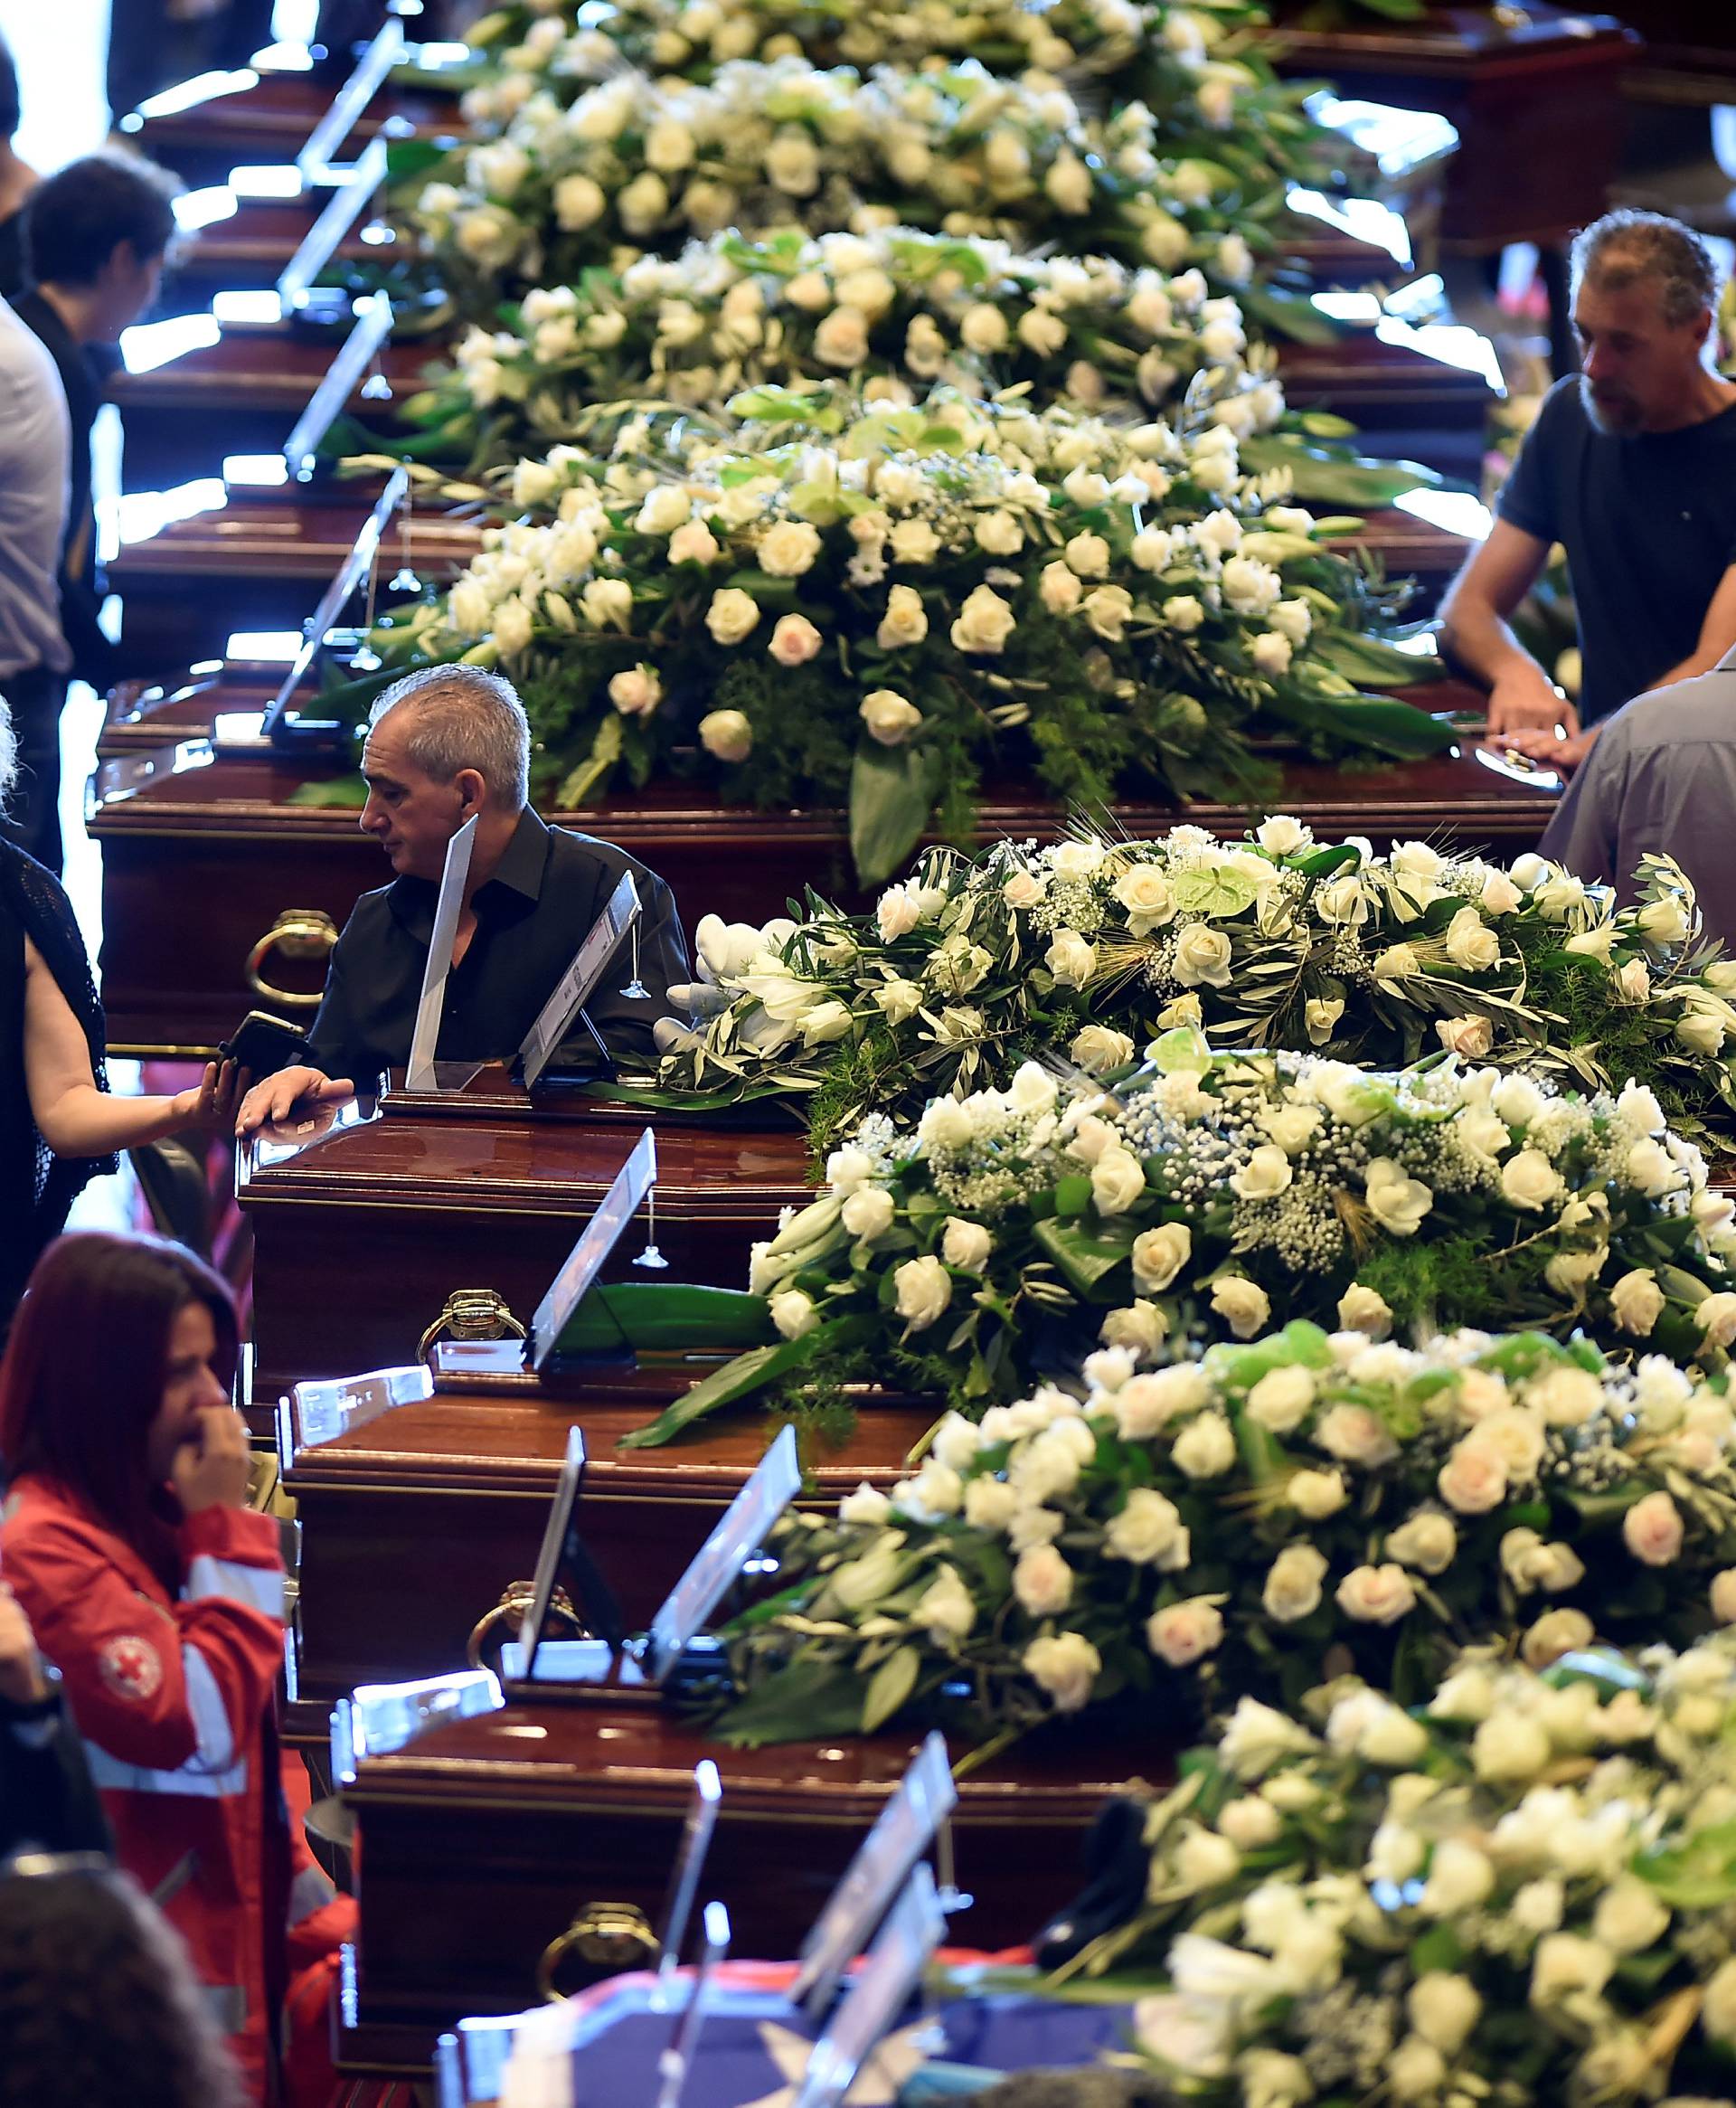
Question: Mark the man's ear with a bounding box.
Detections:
[453,768,489,817]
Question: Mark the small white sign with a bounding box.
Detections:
[793,1867,946,2108]
[405,811,478,1092]
[644,1425,801,1683]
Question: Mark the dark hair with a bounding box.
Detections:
[1571,208,1721,329]
[0,34,19,141]
[0,1862,245,2108]
[23,150,178,288]
[0,1234,238,1581]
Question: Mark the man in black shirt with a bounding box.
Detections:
[1440,209,1736,772]
[234,666,692,1132]
[10,151,177,870]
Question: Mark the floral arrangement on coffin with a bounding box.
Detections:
[652,833,1736,1153]
[459,0,1328,203]
[410,56,1333,318]
[1073,1640,1736,2108]
[389,228,1406,504]
[369,383,1443,882]
[709,1323,1736,1744]
[621,1034,1736,1449]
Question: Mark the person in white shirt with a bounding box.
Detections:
[0,292,71,872]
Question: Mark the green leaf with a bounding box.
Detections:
[1033,1216,1136,1295]
[862,1645,920,1733]
[617,1315,876,1448]
[1319,695,1459,759]
[1313,632,1442,692]
[554,1282,776,1358]
[287,776,368,808]
[553,713,622,810]
[715,1662,875,1746]
[1236,280,1344,345]
[849,742,938,885]
[1242,436,1440,509]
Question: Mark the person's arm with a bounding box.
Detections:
[234,935,357,1135]
[1644,562,1736,692]
[1438,519,1571,736]
[22,935,241,1156]
[0,1584,113,1858]
[4,1414,286,1780]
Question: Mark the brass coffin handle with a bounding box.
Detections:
[535,1903,658,2003]
[418,1289,527,1362]
[464,1581,584,1670]
[245,909,338,1008]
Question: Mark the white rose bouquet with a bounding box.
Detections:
[707,1327,1736,1743]
[621,1031,1736,1449]
[654,831,1736,1154]
[409,56,1329,317]
[367,383,1446,882]
[1061,1638,1736,2108]
[380,227,1404,504]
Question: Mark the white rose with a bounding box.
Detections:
[1146,1597,1226,1668]
[1591,1881,1670,1957]
[609,665,662,717]
[941,1217,993,1271]
[1623,1489,1684,1566]
[1443,905,1502,971]
[1336,1283,1393,1339]
[769,1289,819,1339]
[1132,1223,1193,1296]
[1173,1413,1237,1479]
[959,302,1010,354]
[1245,1365,1315,1434]
[1070,1025,1136,1076]
[876,583,929,650]
[769,612,824,666]
[949,584,1017,656]
[1113,1364,1209,1440]
[1090,1148,1146,1218]
[1695,1290,1736,1348]
[1499,1527,1586,1594]
[1380,1511,1456,1579]
[617,171,669,238]
[1435,1016,1495,1059]
[1387,2039,1446,2103]
[1039,562,1083,614]
[1420,1836,1496,1916]
[758,520,822,579]
[1522,1606,1596,1668]
[1315,1404,1398,1469]
[894,1253,952,1332]
[1363,1158,1433,1237]
[1327,1689,1429,1768]
[1218,1798,1283,1853]
[668,521,722,566]
[1609,1267,1666,1337]
[1288,1469,1347,1520]
[1174,925,1234,989]
[553,174,607,231]
[698,708,752,763]
[705,587,761,646]
[1163,594,1205,633]
[1014,1542,1074,1617]
[1231,1144,1294,1205]
[1703,1957,1736,2045]
[813,305,871,367]
[859,688,922,746]
[964,1477,1018,1531]
[1251,631,1292,677]
[1063,532,1111,580]
[841,1186,895,1241]
[1531,1933,1616,2008]
[1335,1564,1417,1625]
[838,1481,892,1527]
[1211,1275,1271,1340]
[913,1564,976,1645]
[1500,1150,1565,1213]
[1262,1544,1327,1623]
[1437,1438,1508,1515]
[580,577,634,631]
[1023,1631,1100,1713]
[1407,1975,1481,2055]
[1107,1489,1190,1569]
[1046,929,1098,988]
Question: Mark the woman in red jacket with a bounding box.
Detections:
[0,1232,351,2105]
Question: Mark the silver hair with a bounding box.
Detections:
[366,663,530,809]
[0,692,15,808]
[1571,209,1721,329]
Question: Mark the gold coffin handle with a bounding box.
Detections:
[245,909,338,1008]
[465,1581,585,1671]
[535,1903,658,2004]
[418,1288,527,1362]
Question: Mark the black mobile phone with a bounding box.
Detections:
[220,1010,312,1080]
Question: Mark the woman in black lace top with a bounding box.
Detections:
[2,702,237,1327]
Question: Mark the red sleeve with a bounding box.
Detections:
[2,1506,285,1774]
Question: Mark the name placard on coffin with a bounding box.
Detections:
[90,689,1555,1056]
[237,1101,813,1407]
[278,1362,936,1744]
[335,1691,1166,2076]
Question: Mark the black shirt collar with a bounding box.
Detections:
[386,807,551,940]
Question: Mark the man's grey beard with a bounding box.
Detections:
[1580,375,1641,435]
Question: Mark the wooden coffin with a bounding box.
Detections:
[335,1690,1163,2073]
[278,1364,936,1744]
[109,308,1493,488]
[1269,4,1637,253]
[107,486,479,666]
[88,695,1551,1056]
[236,1097,812,1405]
[119,58,458,188]
[104,483,1471,666]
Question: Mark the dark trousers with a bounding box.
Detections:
[2,664,68,875]
[107,0,278,125]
